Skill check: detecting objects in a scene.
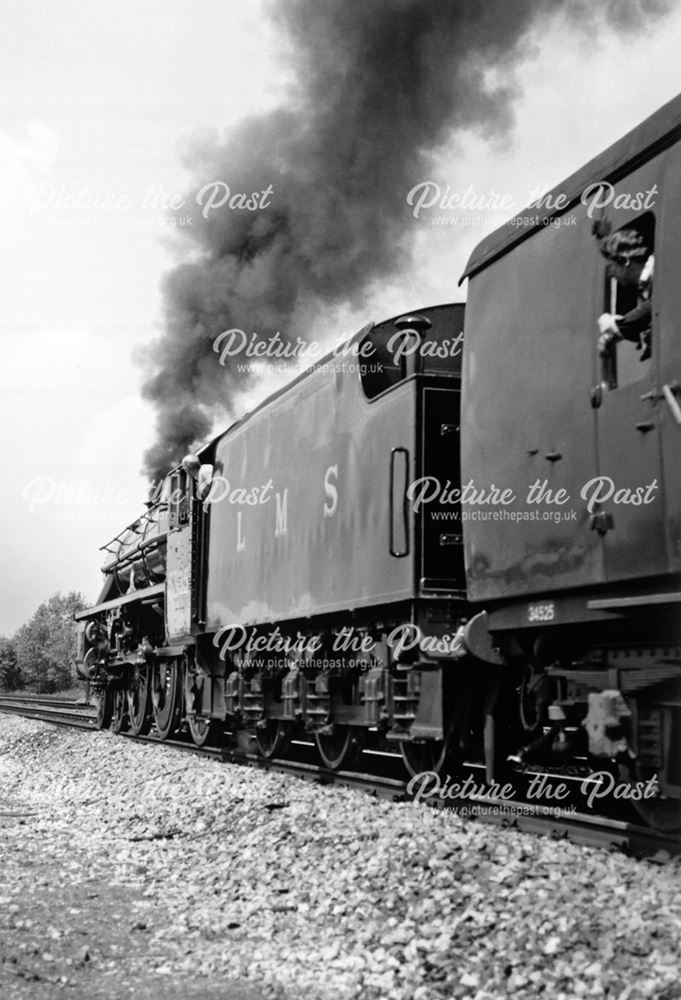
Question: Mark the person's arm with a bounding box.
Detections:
[597,299,652,354]
[616,299,651,342]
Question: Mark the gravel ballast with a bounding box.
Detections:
[0,715,680,1000]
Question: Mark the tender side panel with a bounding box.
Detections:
[204,365,416,627]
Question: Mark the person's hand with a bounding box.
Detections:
[598,332,615,354]
[597,313,622,355]
[597,312,621,335]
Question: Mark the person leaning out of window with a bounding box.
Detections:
[597,229,654,361]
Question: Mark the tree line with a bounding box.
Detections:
[0,592,87,693]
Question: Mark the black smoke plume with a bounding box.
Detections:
[141,0,673,478]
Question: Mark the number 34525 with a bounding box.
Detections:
[527,602,555,622]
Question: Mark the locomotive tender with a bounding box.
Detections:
[77,94,681,830]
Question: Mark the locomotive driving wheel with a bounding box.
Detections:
[110,688,128,734]
[127,664,152,736]
[152,659,181,741]
[95,688,113,730]
[315,726,363,770]
[255,721,290,759]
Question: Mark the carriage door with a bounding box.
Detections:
[166,469,194,639]
[594,187,667,581]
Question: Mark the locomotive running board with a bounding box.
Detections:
[74,583,165,620]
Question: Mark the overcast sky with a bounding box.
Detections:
[2,0,681,635]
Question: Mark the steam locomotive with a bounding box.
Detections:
[77,94,681,831]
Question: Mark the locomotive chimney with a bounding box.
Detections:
[394,314,432,336]
[392,314,432,375]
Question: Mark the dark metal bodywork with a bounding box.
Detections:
[459,95,681,808]
[461,92,681,611]
[75,95,681,824]
[201,304,466,631]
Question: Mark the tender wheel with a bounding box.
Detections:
[184,667,221,747]
[400,736,450,779]
[188,716,223,748]
[95,688,113,730]
[110,688,128,734]
[255,721,290,759]
[127,665,152,736]
[618,762,681,833]
[632,797,681,832]
[152,659,181,741]
[315,726,363,770]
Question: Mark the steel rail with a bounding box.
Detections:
[0,696,678,859]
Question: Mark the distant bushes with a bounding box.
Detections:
[1,592,88,693]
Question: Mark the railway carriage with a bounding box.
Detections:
[456,91,681,830]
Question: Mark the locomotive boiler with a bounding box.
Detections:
[76,93,681,831]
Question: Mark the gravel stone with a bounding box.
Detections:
[0,715,680,1000]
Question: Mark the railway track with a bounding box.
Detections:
[0,694,678,860]
[0,694,97,729]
